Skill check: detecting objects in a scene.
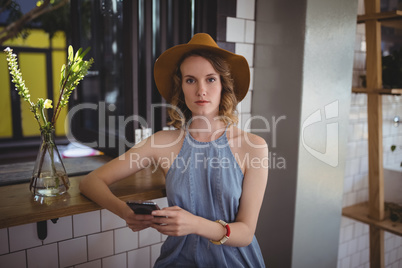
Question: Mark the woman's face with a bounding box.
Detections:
[180,55,222,118]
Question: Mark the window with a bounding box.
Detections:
[69,0,217,157]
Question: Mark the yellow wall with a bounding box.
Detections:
[0,28,67,138]
[0,53,13,138]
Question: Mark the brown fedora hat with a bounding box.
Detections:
[154,33,250,103]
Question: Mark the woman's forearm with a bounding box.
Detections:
[79,174,130,219]
[195,217,254,247]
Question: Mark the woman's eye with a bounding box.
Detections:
[186,78,195,84]
[207,77,216,83]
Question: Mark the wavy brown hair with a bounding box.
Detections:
[168,50,239,129]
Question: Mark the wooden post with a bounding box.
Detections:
[364,0,385,267]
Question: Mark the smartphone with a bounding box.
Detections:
[126,200,160,215]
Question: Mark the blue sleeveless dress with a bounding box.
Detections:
[154,127,265,268]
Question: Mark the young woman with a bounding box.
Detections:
[80,33,268,267]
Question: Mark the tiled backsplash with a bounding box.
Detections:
[226,2,255,131]
[337,0,402,267]
[0,197,167,268]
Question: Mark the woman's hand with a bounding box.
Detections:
[150,206,199,236]
[122,207,154,232]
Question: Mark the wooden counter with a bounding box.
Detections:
[0,167,166,229]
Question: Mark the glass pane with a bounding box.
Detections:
[76,0,124,136]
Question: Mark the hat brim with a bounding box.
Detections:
[154,43,250,103]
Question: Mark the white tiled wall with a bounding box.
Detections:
[226,0,256,130]
[0,197,168,268]
[337,0,402,267]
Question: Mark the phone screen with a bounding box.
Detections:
[126,201,160,215]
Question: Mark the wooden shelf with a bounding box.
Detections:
[342,202,402,237]
[352,87,402,95]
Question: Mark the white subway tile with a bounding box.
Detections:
[353,52,366,71]
[389,248,398,264]
[245,20,255,43]
[73,211,101,237]
[356,189,368,203]
[88,231,114,261]
[153,197,168,209]
[353,222,364,238]
[102,253,127,268]
[352,123,365,141]
[338,242,348,259]
[58,236,87,267]
[0,250,26,268]
[346,238,358,256]
[344,158,360,177]
[358,106,367,121]
[44,216,73,244]
[114,227,139,253]
[27,243,58,268]
[396,236,402,247]
[350,251,361,268]
[9,223,42,252]
[74,259,101,268]
[346,141,357,159]
[360,248,369,265]
[343,176,353,194]
[101,209,126,231]
[226,17,245,43]
[0,228,9,254]
[356,141,368,157]
[385,251,391,266]
[239,91,252,114]
[345,192,357,207]
[343,224,354,243]
[127,247,150,268]
[385,235,396,251]
[357,235,369,252]
[341,216,354,227]
[151,243,163,267]
[236,0,255,20]
[235,43,254,67]
[249,68,254,90]
[139,228,161,248]
[340,255,350,268]
[162,234,168,242]
[355,94,366,106]
[237,101,243,115]
[353,174,365,192]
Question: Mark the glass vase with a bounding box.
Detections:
[30,128,70,196]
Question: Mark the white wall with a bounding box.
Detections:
[226,0,256,130]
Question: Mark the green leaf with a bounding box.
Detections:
[74,47,82,61]
[68,45,73,61]
[80,47,91,59]
[391,145,396,152]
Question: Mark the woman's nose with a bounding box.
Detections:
[196,83,206,96]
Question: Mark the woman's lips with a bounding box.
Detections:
[195,100,210,105]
